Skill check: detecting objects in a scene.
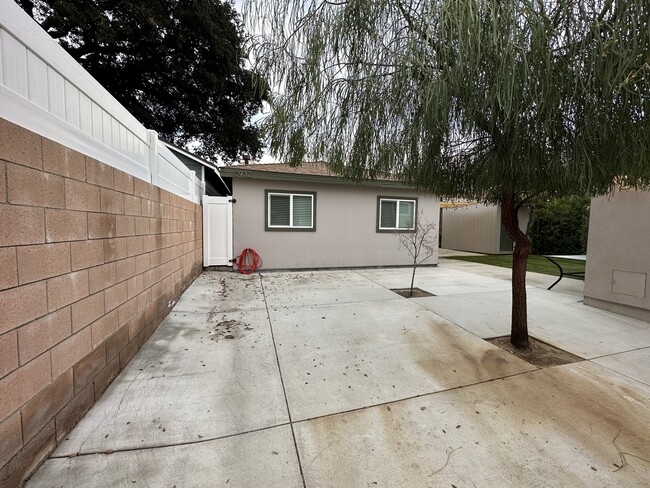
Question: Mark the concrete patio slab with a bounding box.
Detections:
[261,270,397,309]
[439,257,585,297]
[593,347,650,386]
[54,307,288,456]
[23,266,650,488]
[269,296,535,421]
[294,361,650,487]
[356,266,514,296]
[28,425,302,488]
[174,271,267,313]
[415,287,650,358]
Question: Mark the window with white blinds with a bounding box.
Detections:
[267,191,315,230]
[378,198,416,231]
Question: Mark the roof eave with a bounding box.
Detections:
[219,167,412,189]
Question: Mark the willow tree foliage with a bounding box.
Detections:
[246,0,650,347]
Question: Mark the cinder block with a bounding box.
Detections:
[126,236,144,257]
[54,382,94,442]
[150,186,160,203]
[119,336,140,370]
[71,292,105,333]
[127,274,145,300]
[142,235,156,253]
[21,369,73,442]
[115,256,137,283]
[141,199,155,217]
[113,169,134,194]
[71,240,104,271]
[106,325,128,362]
[103,238,127,263]
[90,310,118,349]
[136,253,151,274]
[93,355,119,398]
[0,353,50,423]
[0,247,18,291]
[159,189,170,205]
[0,412,22,469]
[47,270,89,312]
[87,213,116,239]
[45,209,87,243]
[104,282,128,312]
[73,343,106,392]
[0,282,47,335]
[50,327,91,379]
[0,204,45,247]
[85,157,114,189]
[0,332,18,379]
[149,218,163,235]
[118,297,138,327]
[133,177,151,199]
[134,216,150,235]
[65,178,100,212]
[136,289,151,314]
[0,119,43,169]
[0,162,6,203]
[100,187,124,214]
[17,242,71,284]
[127,311,147,341]
[88,262,116,294]
[42,139,85,180]
[0,419,55,488]
[124,194,142,216]
[115,215,135,237]
[18,307,71,365]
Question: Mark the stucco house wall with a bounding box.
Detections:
[584,190,650,322]
[229,177,439,269]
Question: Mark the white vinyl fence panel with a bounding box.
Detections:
[0,0,204,204]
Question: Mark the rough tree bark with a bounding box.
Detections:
[501,193,532,348]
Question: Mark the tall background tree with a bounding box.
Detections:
[18,0,268,162]
[246,0,650,347]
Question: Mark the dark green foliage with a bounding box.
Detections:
[18,0,268,162]
[530,197,591,255]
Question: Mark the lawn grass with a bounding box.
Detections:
[445,254,585,280]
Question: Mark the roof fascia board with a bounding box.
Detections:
[219,167,411,189]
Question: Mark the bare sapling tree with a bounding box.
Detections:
[396,214,437,297]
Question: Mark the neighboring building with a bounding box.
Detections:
[163,141,231,196]
[440,203,530,254]
[585,190,650,322]
[219,162,439,269]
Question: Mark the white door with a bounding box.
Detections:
[203,196,233,266]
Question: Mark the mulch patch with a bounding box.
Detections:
[391,287,435,298]
[488,336,583,367]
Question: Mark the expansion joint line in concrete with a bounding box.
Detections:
[259,273,308,488]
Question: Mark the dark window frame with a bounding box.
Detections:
[376,196,418,233]
[265,189,317,232]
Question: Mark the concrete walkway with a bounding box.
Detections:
[26,261,650,487]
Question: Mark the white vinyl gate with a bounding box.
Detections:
[202,196,233,266]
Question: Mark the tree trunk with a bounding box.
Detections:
[501,193,532,348]
[410,258,417,297]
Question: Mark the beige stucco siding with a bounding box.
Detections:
[441,204,501,253]
[440,204,530,254]
[585,190,650,321]
[231,178,439,269]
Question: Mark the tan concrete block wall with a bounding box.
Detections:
[0,118,203,487]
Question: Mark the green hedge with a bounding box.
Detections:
[530,196,590,255]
